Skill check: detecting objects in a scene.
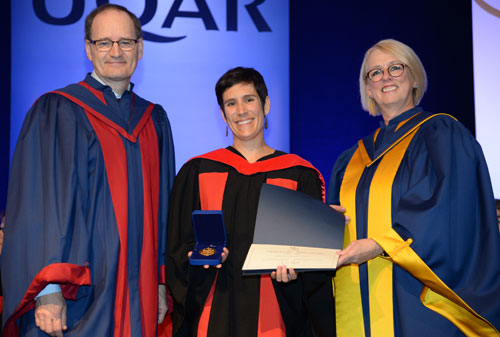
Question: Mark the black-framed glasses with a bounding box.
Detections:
[366,63,406,82]
[89,38,138,51]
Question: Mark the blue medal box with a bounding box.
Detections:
[189,210,227,266]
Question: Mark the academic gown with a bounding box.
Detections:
[166,148,335,337]
[327,107,500,337]
[1,74,175,337]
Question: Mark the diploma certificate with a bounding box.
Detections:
[242,244,340,274]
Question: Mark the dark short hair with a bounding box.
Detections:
[85,4,143,41]
[215,67,268,110]
[496,199,500,210]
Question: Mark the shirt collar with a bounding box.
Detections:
[90,70,132,99]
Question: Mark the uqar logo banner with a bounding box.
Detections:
[32,0,272,41]
[474,0,500,18]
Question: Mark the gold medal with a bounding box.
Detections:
[200,247,216,256]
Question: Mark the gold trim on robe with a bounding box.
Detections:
[335,114,499,337]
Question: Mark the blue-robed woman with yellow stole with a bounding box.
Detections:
[327,39,500,337]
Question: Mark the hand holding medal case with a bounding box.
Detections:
[189,210,227,265]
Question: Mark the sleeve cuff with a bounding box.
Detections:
[35,284,62,299]
[371,228,413,259]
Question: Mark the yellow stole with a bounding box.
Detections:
[334,114,499,337]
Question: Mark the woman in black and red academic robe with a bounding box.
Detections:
[166,67,334,337]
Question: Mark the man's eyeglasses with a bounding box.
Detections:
[89,38,138,51]
[366,63,406,82]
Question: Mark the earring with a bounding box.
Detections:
[265,117,268,130]
[414,85,419,88]
[226,125,228,137]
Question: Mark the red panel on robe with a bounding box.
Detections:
[194,174,297,337]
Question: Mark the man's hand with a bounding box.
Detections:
[158,284,168,324]
[336,238,383,267]
[187,247,229,269]
[35,292,67,337]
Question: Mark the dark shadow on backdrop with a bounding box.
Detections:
[290,0,475,188]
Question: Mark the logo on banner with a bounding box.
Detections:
[475,0,500,18]
[33,0,271,42]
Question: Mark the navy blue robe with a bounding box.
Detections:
[327,107,500,336]
[2,75,175,337]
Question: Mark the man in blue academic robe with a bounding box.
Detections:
[1,4,174,337]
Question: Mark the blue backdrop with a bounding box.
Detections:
[0,0,477,210]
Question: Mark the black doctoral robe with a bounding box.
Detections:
[166,147,334,337]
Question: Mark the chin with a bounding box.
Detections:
[104,73,131,81]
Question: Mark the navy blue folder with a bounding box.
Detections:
[243,183,345,274]
[253,183,345,248]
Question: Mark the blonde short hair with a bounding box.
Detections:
[359,39,427,116]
